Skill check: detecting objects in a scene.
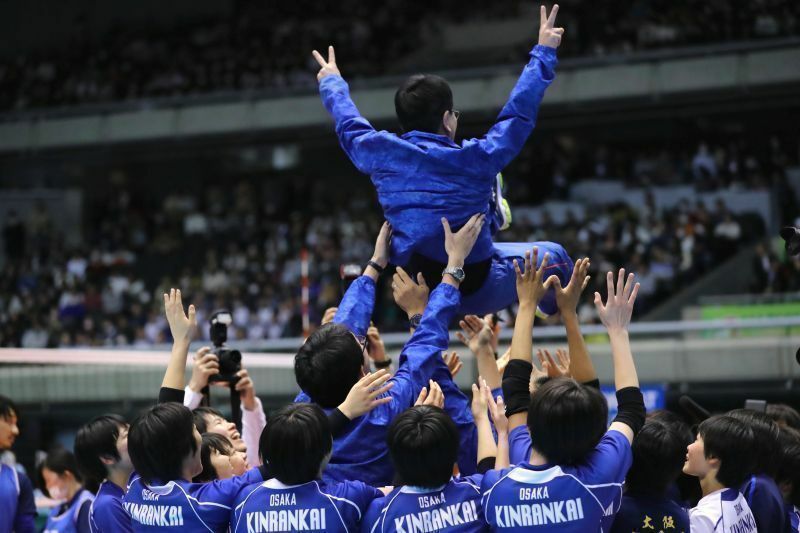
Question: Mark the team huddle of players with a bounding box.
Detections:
[2,3,800,532]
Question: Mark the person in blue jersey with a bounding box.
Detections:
[610,418,691,533]
[74,414,134,533]
[123,288,267,532]
[0,395,36,533]
[727,408,787,532]
[194,433,250,483]
[481,262,646,532]
[311,5,573,318]
[232,403,385,533]
[777,426,800,532]
[40,448,94,533]
[294,216,484,486]
[682,414,758,533]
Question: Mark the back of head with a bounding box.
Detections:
[727,408,781,478]
[387,405,459,488]
[698,414,756,488]
[394,74,453,134]
[766,403,800,430]
[294,323,364,408]
[259,403,332,485]
[195,433,235,483]
[777,426,800,507]
[129,403,197,484]
[74,414,127,488]
[528,378,607,465]
[626,418,692,495]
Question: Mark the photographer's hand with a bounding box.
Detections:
[235,368,257,411]
[188,347,220,393]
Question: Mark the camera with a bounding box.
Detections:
[780,226,800,256]
[208,310,242,384]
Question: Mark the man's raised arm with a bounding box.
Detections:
[313,45,385,175]
[464,4,564,174]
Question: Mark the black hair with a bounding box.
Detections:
[394,74,453,134]
[766,403,800,430]
[128,403,198,485]
[697,414,756,488]
[626,418,692,495]
[39,448,83,497]
[527,378,607,465]
[776,426,800,506]
[727,408,781,479]
[387,405,459,488]
[74,414,127,489]
[192,407,225,434]
[0,395,17,420]
[646,409,702,505]
[294,323,364,408]
[259,403,332,485]
[194,433,235,483]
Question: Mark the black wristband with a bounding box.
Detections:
[328,408,351,436]
[502,360,534,417]
[613,386,646,436]
[477,457,497,474]
[367,260,384,273]
[582,378,601,390]
[374,358,393,369]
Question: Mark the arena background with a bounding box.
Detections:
[0,0,799,488]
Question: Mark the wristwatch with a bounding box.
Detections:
[442,266,466,283]
[409,313,423,329]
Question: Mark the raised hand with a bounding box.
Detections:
[483,380,509,435]
[457,315,495,355]
[415,380,444,408]
[312,45,341,82]
[538,4,565,49]
[444,351,463,378]
[321,307,338,326]
[339,370,394,419]
[470,380,489,421]
[546,257,590,315]
[392,267,429,318]
[514,248,551,306]
[536,348,570,379]
[365,325,388,365]
[442,213,486,267]
[371,221,393,269]
[594,269,640,333]
[188,347,220,392]
[234,368,258,410]
[163,288,196,343]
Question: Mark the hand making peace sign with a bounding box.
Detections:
[312,45,341,83]
[539,4,565,49]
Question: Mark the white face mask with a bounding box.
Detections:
[49,485,68,502]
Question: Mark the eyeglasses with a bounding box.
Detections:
[451,109,461,120]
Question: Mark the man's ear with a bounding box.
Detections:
[441,110,452,134]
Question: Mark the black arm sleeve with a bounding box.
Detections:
[327,408,350,437]
[612,386,646,436]
[502,360,533,417]
[477,457,496,474]
[158,387,185,404]
[582,378,600,390]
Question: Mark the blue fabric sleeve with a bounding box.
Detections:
[461,45,558,175]
[333,275,376,338]
[198,467,264,507]
[92,496,133,533]
[77,499,92,533]
[334,480,383,521]
[360,496,385,533]
[576,430,633,488]
[14,471,36,533]
[319,76,392,175]
[377,283,461,420]
[508,425,533,465]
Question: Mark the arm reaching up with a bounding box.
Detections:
[595,269,645,443]
[457,315,502,390]
[162,288,196,391]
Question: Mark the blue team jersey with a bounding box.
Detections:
[123,468,262,532]
[362,475,487,533]
[508,426,533,466]
[788,504,800,532]
[89,480,132,532]
[609,494,689,533]
[0,464,36,533]
[232,478,381,533]
[481,430,632,532]
[740,473,786,533]
[43,489,94,533]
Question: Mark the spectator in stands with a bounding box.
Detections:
[74,414,133,533]
[683,415,757,532]
[39,448,94,533]
[610,418,692,533]
[0,394,36,533]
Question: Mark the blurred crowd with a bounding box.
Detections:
[0,0,798,111]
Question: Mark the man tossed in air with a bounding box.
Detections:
[314,4,572,316]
